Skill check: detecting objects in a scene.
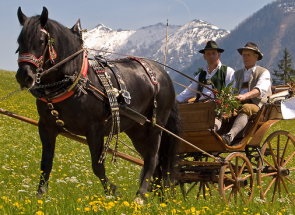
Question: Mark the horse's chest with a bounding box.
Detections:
[37,99,107,133]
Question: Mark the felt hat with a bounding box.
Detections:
[199,40,224,54]
[237,42,263,60]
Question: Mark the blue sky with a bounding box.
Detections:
[0,0,274,71]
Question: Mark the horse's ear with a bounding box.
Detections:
[17,7,27,26]
[40,7,48,27]
[71,19,82,35]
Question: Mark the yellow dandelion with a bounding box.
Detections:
[122,201,130,207]
[37,199,43,205]
[160,203,167,208]
[92,205,99,212]
[84,207,91,212]
[107,201,115,208]
[25,199,31,204]
[35,211,44,215]
[171,208,177,215]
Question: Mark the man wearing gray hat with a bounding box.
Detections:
[222,42,272,145]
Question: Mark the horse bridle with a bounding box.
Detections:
[18,28,85,85]
[18,28,58,84]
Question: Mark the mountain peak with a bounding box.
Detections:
[94,24,112,31]
[277,0,295,13]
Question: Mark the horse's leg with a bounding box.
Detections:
[86,130,117,196]
[130,126,162,200]
[37,124,57,196]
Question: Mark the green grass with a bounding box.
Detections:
[0,70,295,214]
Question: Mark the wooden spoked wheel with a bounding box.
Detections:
[219,152,254,203]
[180,180,216,200]
[178,154,217,199]
[258,130,295,202]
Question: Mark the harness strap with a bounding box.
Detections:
[94,56,131,105]
[128,57,159,125]
[128,57,158,86]
[39,51,88,103]
[108,63,131,104]
[89,58,120,163]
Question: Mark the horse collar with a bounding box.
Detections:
[38,51,88,103]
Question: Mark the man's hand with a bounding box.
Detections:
[235,88,260,101]
[235,94,247,101]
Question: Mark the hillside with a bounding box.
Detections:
[220,0,295,70]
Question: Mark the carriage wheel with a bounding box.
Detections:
[258,130,295,202]
[180,181,215,200]
[219,152,254,203]
[179,154,216,199]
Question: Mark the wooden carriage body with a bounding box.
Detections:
[175,85,295,203]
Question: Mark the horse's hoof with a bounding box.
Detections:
[36,186,47,198]
[105,183,118,196]
[134,197,145,205]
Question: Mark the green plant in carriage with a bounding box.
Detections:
[214,84,241,118]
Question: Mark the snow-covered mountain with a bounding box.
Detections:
[83,19,229,77]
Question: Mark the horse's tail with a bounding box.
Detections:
[156,101,180,187]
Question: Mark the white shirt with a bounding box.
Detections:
[176,62,235,102]
[238,66,272,98]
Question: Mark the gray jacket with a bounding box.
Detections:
[233,66,272,107]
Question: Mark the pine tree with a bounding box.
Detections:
[273,48,295,85]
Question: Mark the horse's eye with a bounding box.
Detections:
[15,47,19,54]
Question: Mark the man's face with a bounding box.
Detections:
[203,50,220,65]
[241,50,258,68]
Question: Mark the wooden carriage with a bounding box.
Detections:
[175,86,295,203]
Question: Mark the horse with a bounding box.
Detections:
[15,7,179,201]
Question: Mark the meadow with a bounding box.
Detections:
[0,70,294,214]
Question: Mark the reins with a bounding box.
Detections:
[40,48,85,78]
[87,48,217,95]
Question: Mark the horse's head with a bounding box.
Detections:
[16,7,83,89]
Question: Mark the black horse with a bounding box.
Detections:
[15,7,179,201]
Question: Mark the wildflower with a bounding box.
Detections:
[171,209,177,215]
[35,211,44,215]
[160,203,167,208]
[37,199,43,205]
[122,201,130,207]
[84,207,91,212]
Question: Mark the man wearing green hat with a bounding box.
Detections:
[176,40,235,102]
[176,40,235,130]
[222,42,272,145]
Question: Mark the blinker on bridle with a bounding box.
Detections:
[18,28,57,83]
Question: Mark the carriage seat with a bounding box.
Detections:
[268,90,289,103]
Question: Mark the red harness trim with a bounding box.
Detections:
[39,52,88,104]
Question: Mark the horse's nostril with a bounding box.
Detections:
[16,67,34,89]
